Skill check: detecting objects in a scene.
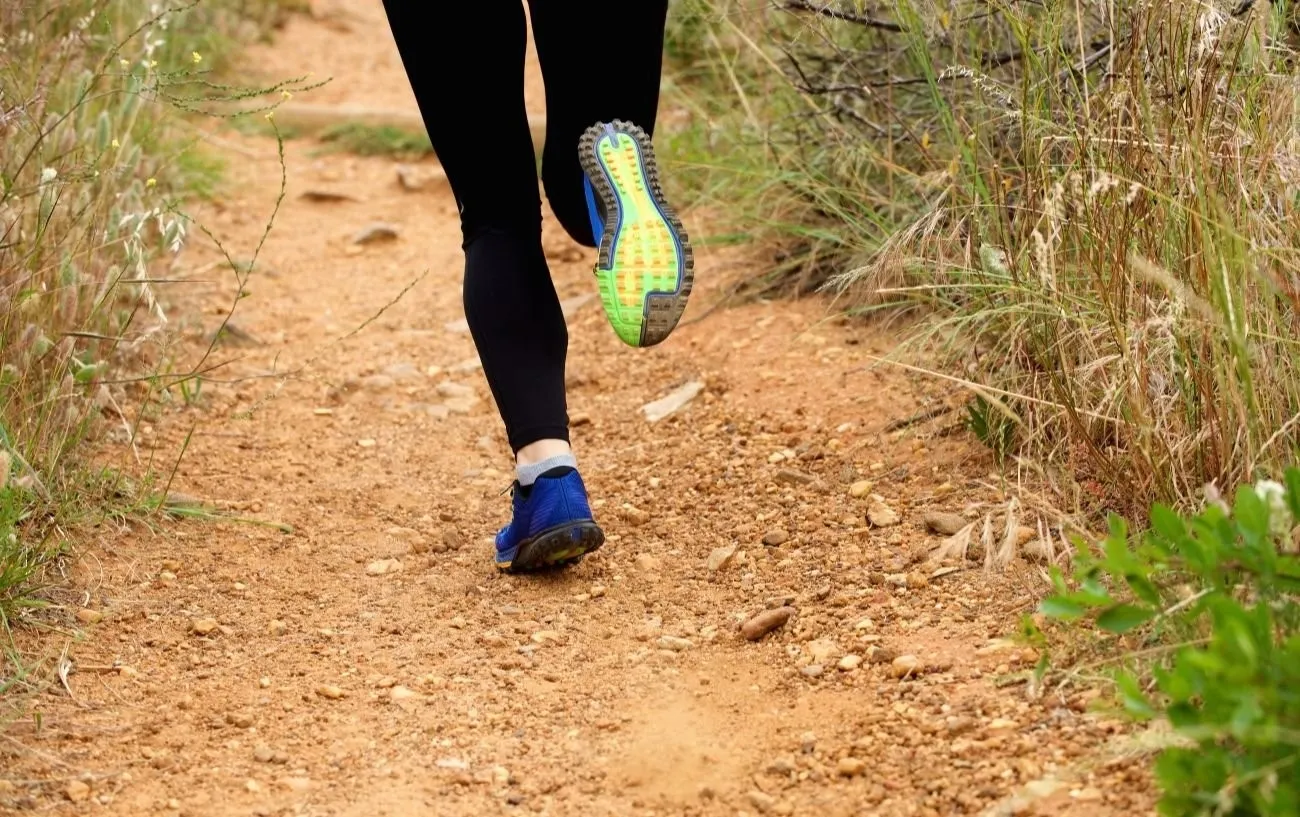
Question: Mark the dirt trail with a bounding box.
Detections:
[2,5,1154,817]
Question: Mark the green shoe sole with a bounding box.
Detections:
[579,120,694,348]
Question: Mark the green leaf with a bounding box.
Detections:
[1285,468,1300,521]
[1125,573,1162,606]
[1097,603,1156,634]
[1150,503,1186,545]
[1039,596,1087,620]
[1115,672,1156,720]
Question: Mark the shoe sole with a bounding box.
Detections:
[497,521,606,574]
[579,120,694,348]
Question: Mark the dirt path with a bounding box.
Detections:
[3,5,1154,817]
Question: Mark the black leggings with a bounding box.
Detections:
[381,1,670,453]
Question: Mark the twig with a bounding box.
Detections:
[781,0,904,33]
[884,403,955,432]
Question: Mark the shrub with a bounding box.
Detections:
[661,0,1300,519]
[1040,471,1300,816]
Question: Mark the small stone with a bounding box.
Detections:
[741,607,795,641]
[590,585,607,599]
[191,617,219,636]
[225,711,254,728]
[868,646,897,664]
[800,665,824,679]
[436,382,475,398]
[268,620,288,636]
[389,685,420,702]
[254,745,275,763]
[365,558,402,576]
[747,790,777,813]
[570,411,591,427]
[315,684,345,700]
[707,545,737,573]
[807,638,839,663]
[1016,525,1037,545]
[762,529,790,547]
[351,222,399,244]
[775,469,814,486]
[642,381,705,423]
[922,511,968,536]
[531,630,563,645]
[838,654,862,671]
[837,757,867,777]
[357,438,377,448]
[635,554,660,572]
[867,501,900,527]
[621,505,651,526]
[848,480,873,498]
[658,636,693,652]
[890,654,921,678]
[435,758,470,771]
[278,777,311,793]
[64,780,91,802]
[76,608,103,625]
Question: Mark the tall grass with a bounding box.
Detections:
[662,0,1300,519]
[0,0,291,634]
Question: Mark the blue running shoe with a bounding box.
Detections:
[495,468,605,573]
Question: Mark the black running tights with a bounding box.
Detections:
[380,1,670,453]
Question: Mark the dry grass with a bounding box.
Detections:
[0,0,300,643]
[663,0,1300,519]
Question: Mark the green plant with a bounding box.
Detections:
[1040,472,1300,816]
[318,122,432,158]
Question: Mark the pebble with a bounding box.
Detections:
[848,480,873,498]
[190,617,219,636]
[922,510,968,535]
[762,529,790,547]
[315,684,345,700]
[807,638,839,663]
[800,665,824,678]
[642,380,704,422]
[868,645,897,664]
[226,711,254,728]
[837,757,867,777]
[774,469,814,486]
[741,607,795,641]
[436,382,474,398]
[707,545,737,573]
[444,395,480,414]
[268,620,288,636]
[76,608,103,625]
[658,636,693,652]
[867,501,900,527]
[634,554,660,572]
[351,222,398,244]
[253,745,275,763]
[365,558,402,576]
[390,685,420,702]
[837,654,862,671]
[890,655,921,678]
[64,780,91,802]
[747,790,777,813]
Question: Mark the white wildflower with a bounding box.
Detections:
[40,167,57,184]
[1253,479,1293,538]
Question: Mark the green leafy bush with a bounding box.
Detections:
[1042,471,1300,816]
